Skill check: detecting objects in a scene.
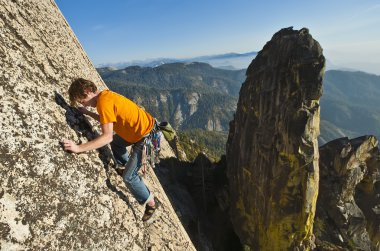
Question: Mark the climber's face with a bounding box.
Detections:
[78,90,97,107]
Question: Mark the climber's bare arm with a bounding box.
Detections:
[63,122,113,153]
[78,107,100,122]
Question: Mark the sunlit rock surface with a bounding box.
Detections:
[227,27,325,250]
[0,1,194,250]
[316,136,380,250]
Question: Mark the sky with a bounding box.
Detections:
[55,0,380,74]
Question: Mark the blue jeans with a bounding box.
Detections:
[111,134,152,204]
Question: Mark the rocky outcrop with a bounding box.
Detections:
[188,92,200,116]
[315,136,380,250]
[206,118,223,131]
[0,1,194,250]
[227,27,325,250]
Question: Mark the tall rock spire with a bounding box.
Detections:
[227,27,325,250]
[0,1,194,250]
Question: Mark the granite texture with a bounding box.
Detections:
[316,136,380,250]
[0,0,195,250]
[227,27,325,250]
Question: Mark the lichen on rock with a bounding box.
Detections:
[227,27,325,250]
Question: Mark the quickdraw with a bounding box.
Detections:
[141,123,162,172]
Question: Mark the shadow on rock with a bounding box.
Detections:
[155,154,242,251]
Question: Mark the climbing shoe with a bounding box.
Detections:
[142,197,160,222]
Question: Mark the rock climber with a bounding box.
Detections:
[62,78,158,221]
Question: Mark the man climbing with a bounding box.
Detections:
[63,78,158,221]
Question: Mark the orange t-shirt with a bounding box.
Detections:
[96,90,155,143]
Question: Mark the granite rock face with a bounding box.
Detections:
[316,136,380,250]
[227,27,325,250]
[0,1,194,250]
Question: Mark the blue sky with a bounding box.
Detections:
[55,0,380,74]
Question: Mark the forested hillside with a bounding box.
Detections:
[98,62,245,159]
[98,62,245,96]
[98,64,380,158]
[320,70,380,144]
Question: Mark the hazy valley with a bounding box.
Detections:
[98,62,380,159]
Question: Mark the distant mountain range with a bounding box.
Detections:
[326,60,380,76]
[98,62,380,154]
[98,51,380,75]
[98,62,245,132]
[97,51,258,70]
[320,70,380,144]
[98,62,246,158]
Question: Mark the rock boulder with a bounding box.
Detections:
[316,136,380,250]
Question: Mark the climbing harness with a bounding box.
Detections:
[141,122,162,172]
[140,120,179,172]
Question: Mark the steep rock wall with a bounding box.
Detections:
[227,27,325,250]
[0,1,194,250]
